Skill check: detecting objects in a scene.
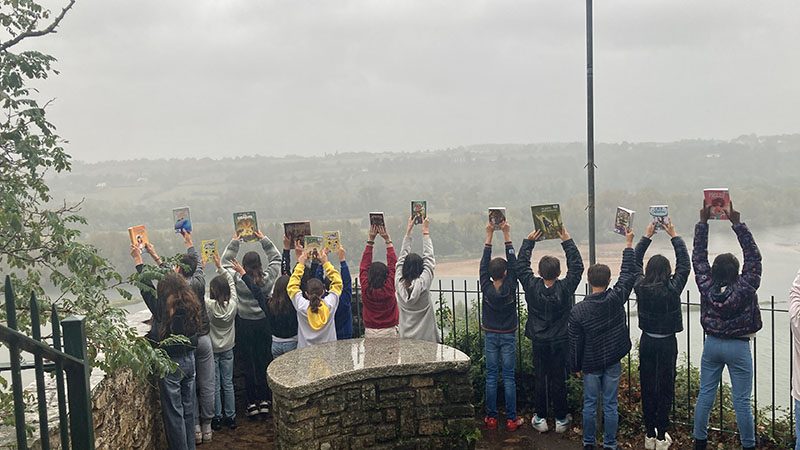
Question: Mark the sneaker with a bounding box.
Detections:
[246,404,259,417]
[202,431,212,443]
[555,414,572,433]
[506,417,525,432]
[211,417,222,431]
[222,416,237,430]
[195,430,202,445]
[259,400,271,414]
[645,435,657,450]
[483,416,498,430]
[531,414,548,433]
[655,433,673,450]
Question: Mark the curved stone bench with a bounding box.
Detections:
[267,338,476,449]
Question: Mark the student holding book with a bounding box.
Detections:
[132,245,203,450]
[480,220,524,432]
[205,255,242,432]
[262,274,299,358]
[396,216,438,342]
[634,220,690,450]
[568,229,639,450]
[221,230,281,418]
[691,204,761,450]
[141,232,214,444]
[360,224,400,337]
[288,248,344,348]
[789,268,800,450]
[515,225,583,434]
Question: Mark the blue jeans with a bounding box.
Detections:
[213,349,235,420]
[272,340,298,359]
[692,336,755,448]
[159,352,196,450]
[795,399,800,450]
[484,332,517,420]
[583,362,622,449]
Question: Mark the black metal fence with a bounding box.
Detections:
[349,277,794,443]
[0,275,95,450]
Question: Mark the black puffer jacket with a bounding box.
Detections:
[634,236,690,335]
[568,247,639,373]
[515,238,584,343]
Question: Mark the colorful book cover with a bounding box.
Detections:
[200,239,218,264]
[488,207,506,231]
[304,235,323,258]
[128,225,149,250]
[369,212,385,228]
[649,205,670,231]
[530,204,563,241]
[233,211,259,242]
[323,231,341,252]
[614,207,635,236]
[411,201,427,225]
[284,221,312,247]
[704,188,731,220]
[172,206,192,234]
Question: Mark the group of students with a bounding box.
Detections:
[130,216,439,450]
[480,203,763,450]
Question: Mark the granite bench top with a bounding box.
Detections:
[267,338,470,399]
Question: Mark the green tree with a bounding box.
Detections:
[0,0,171,428]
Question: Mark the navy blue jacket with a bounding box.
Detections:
[479,242,518,333]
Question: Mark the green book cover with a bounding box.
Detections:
[530,204,563,241]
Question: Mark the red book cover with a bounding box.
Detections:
[704,188,730,221]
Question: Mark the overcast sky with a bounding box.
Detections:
[29,0,800,162]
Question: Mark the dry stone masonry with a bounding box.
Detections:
[268,338,477,449]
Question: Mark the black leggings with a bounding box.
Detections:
[237,317,272,405]
[639,333,678,439]
[532,340,569,420]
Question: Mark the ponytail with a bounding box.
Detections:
[305,278,325,314]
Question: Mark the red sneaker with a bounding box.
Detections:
[484,417,498,430]
[506,417,525,432]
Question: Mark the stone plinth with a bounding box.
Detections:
[267,338,476,450]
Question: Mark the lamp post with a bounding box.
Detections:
[586,0,597,265]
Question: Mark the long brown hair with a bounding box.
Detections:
[268,275,292,316]
[157,273,202,339]
[209,274,231,308]
[305,278,325,314]
[242,251,265,285]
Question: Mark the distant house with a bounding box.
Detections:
[136,177,148,183]
[705,154,721,158]
[95,182,107,188]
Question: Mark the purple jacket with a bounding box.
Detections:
[692,222,762,338]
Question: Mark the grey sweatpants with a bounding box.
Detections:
[193,334,215,424]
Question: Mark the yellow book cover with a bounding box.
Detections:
[323,231,341,252]
[201,239,218,264]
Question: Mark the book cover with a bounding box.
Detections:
[304,235,323,258]
[233,211,259,242]
[530,204,563,241]
[172,206,192,234]
[200,239,218,264]
[614,207,635,236]
[649,205,670,231]
[411,201,427,225]
[323,231,341,252]
[284,221,312,247]
[369,212,385,228]
[488,207,506,231]
[704,188,731,220]
[128,225,149,250]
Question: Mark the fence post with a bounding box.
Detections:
[62,315,95,450]
[30,292,51,450]
[5,276,28,449]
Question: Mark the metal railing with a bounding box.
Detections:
[348,277,794,444]
[0,275,94,450]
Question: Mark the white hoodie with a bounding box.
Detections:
[790,269,800,401]
[395,234,439,343]
[288,261,343,349]
[205,270,239,353]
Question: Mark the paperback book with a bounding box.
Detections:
[649,205,670,231]
[411,201,427,225]
[488,207,506,231]
[614,207,635,236]
[304,235,323,258]
[233,211,259,242]
[128,225,149,250]
[172,206,192,234]
[704,188,731,220]
[323,231,341,252]
[200,239,218,264]
[530,204,563,241]
[284,221,312,247]
[369,212,385,228]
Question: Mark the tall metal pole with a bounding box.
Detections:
[586,0,597,265]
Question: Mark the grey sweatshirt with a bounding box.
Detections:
[221,236,282,321]
[205,270,238,353]
[395,234,439,343]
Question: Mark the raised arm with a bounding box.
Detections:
[692,222,712,293]
[560,227,584,294]
[359,244,373,289]
[221,237,241,266]
[281,248,291,276]
[395,235,412,284]
[515,234,538,293]
[790,270,800,340]
[287,262,305,302]
[501,222,517,283]
[734,222,762,290]
[259,232,283,288]
[419,220,435,289]
[669,234,691,293]
[323,260,343,297]
[186,241,205,287]
[339,260,351,301]
[607,232,640,309]
[634,236,651,274]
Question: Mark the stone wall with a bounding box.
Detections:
[268,338,477,450]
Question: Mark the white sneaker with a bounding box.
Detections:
[645,435,657,450]
[655,433,673,450]
[531,414,548,433]
[194,427,202,445]
[201,423,212,443]
[554,414,572,433]
[246,403,259,417]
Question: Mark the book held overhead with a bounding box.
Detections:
[233,211,259,242]
[530,204,562,240]
[488,207,506,230]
